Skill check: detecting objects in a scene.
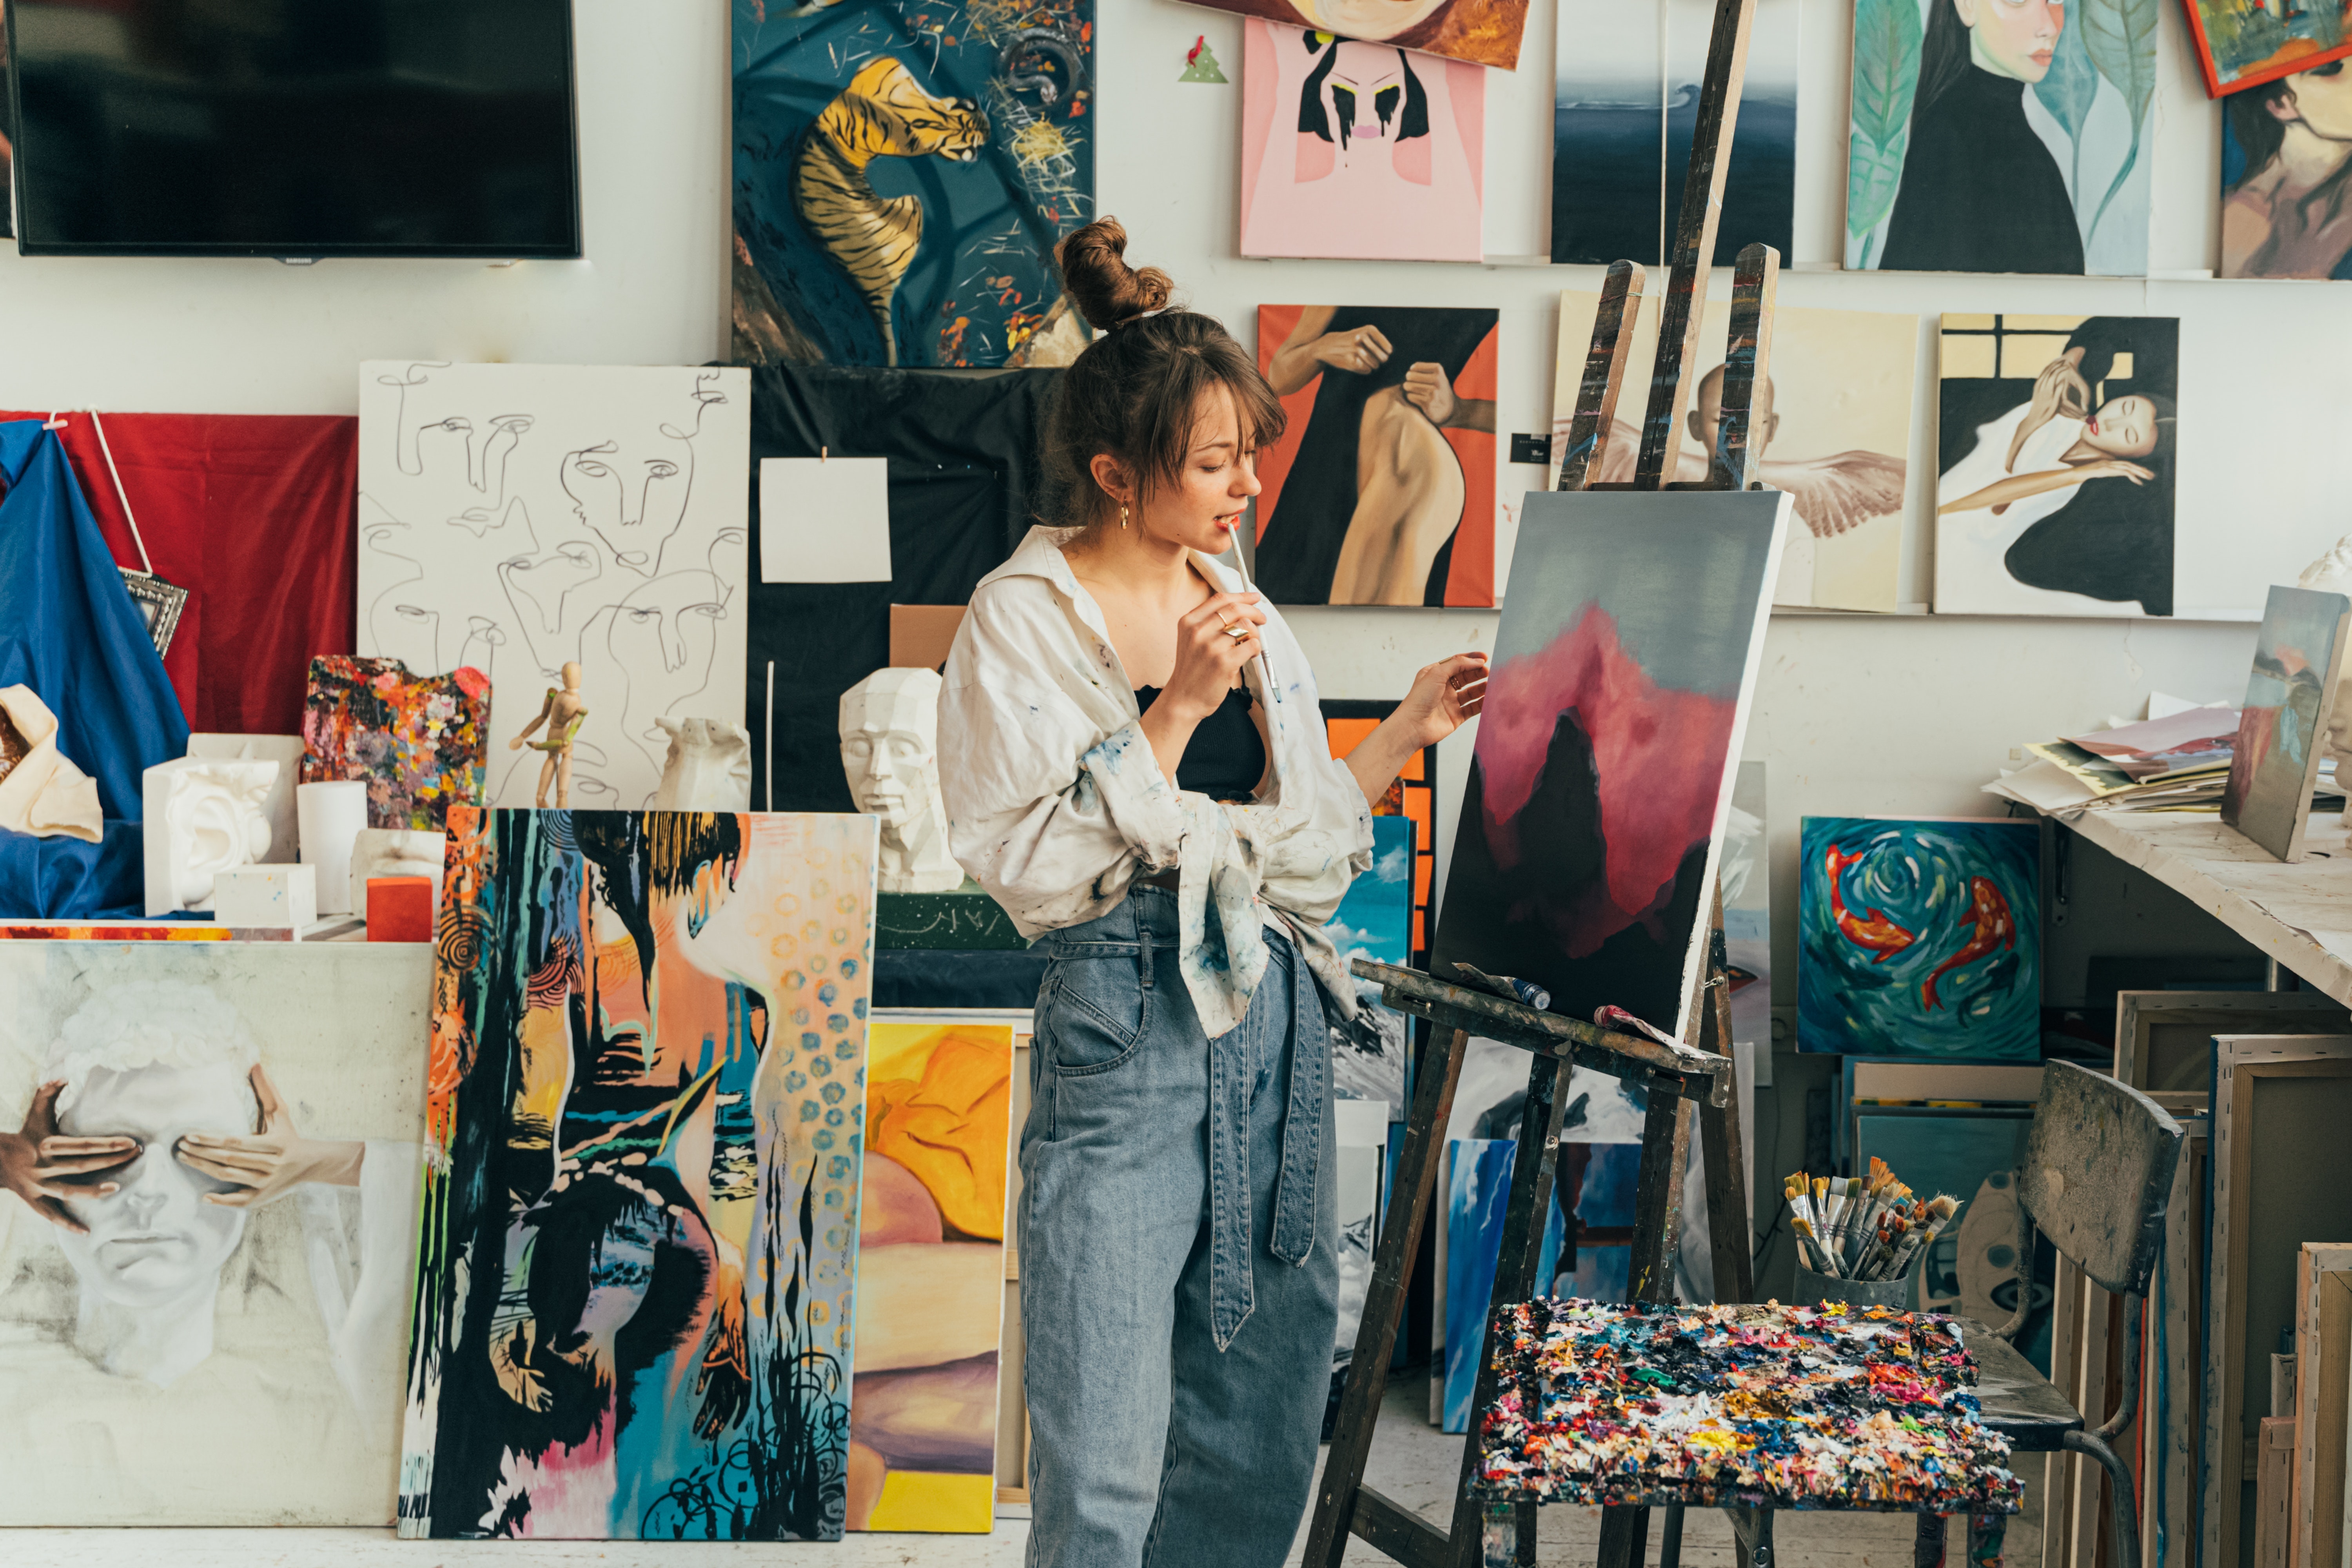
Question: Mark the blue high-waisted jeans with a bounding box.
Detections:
[1021,885,1338,1567]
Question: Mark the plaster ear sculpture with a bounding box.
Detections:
[142,757,278,915]
[349,827,447,919]
[0,684,103,843]
[839,668,964,894]
[2297,535,2352,777]
[652,717,753,812]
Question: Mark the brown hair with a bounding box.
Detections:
[1043,216,1287,531]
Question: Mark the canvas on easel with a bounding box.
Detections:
[1431,489,1788,1040]
[2223,585,2352,862]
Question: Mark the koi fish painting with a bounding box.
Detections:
[397,808,879,1540]
[1797,817,2041,1059]
[1431,489,1788,1040]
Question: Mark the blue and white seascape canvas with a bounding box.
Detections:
[1328,815,1415,1118]
[1797,817,2041,1059]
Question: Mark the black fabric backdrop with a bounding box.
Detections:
[746,365,1064,811]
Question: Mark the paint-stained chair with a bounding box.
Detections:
[1715,1060,2183,1568]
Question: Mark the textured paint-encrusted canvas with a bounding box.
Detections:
[847,1020,1012,1534]
[301,655,490,831]
[0,942,430,1525]
[1797,817,2041,1058]
[1472,1298,2025,1511]
[398,808,879,1541]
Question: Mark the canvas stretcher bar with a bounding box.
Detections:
[1556,260,1645,494]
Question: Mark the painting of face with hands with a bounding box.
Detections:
[356,363,750,814]
[401,807,879,1541]
[1935,314,2178,617]
[1252,304,1498,607]
[1240,22,1485,263]
[0,945,430,1525]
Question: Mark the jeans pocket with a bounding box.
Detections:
[1042,950,1151,1076]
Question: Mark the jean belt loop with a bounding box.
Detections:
[1138,922,1154,991]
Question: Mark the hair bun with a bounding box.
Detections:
[1055,216,1174,332]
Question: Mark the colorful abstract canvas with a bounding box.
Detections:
[301,655,490,830]
[1797,817,2041,1059]
[1325,815,1415,1117]
[0,942,430,1525]
[849,1020,1011,1534]
[2184,0,2352,97]
[1551,0,1799,266]
[1846,0,2156,274]
[1254,305,1498,607]
[2223,586,2352,862]
[1551,291,1912,612]
[0,923,228,939]
[1935,314,2179,616]
[1470,1299,2025,1512]
[399,808,880,1541]
[731,0,1095,368]
[1240,20,1485,264]
[356,362,752,813]
[2221,67,2352,278]
[1431,490,1787,1040]
[1178,0,1529,67]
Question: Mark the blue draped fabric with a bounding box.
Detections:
[0,418,191,916]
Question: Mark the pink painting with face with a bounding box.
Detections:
[1240,19,1485,262]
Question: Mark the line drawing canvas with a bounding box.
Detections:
[355,362,751,813]
[1253,304,1499,607]
[1431,490,1788,1041]
[2223,586,2352,862]
[1846,0,2156,274]
[731,0,1096,369]
[398,808,878,1541]
[848,1020,1012,1534]
[1550,0,1799,266]
[1240,20,1486,264]
[1934,314,2178,617]
[1797,816,2042,1059]
[0,942,429,1525]
[1550,290,1913,612]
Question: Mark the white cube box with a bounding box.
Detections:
[212,864,318,931]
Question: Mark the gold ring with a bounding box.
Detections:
[1224,625,1249,641]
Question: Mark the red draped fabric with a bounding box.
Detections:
[0,410,356,735]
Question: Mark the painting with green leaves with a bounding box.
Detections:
[1845,0,2156,275]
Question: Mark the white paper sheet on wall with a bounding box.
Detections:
[758,456,891,584]
[354,361,751,812]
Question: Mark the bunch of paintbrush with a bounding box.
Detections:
[1782,1159,1960,1283]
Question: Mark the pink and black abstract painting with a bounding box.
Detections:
[1432,491,1786,1040]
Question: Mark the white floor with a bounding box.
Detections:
[9,1376,2045,1568]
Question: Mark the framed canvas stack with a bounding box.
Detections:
[2296,1248,2352,1568]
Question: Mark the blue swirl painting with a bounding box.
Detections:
[1797,817,2040,1059]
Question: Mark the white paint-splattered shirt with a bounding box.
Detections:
[938,526,1376,1039]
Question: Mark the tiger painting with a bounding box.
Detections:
[790,56,989,367]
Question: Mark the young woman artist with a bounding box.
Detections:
[936,217,1486,1566]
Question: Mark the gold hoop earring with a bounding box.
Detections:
[1120,504,1130,530]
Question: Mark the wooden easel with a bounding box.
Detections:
[1305,0,1781,1557]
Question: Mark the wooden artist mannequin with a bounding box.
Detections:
[509,661,588,809]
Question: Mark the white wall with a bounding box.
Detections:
[0,0,2332,1002]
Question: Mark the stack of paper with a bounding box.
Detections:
[1985,705,2341,818]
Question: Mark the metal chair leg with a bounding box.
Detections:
[2061,1429,2140,1568]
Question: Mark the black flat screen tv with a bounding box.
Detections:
[7,0,579,258]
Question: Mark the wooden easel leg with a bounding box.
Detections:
[1730,1505,1777,1568]
[1303,1026,1472,1568]
[1599,1504,1653,1568]
[1696,888,1755,1304]
[1556,260,1646,493]
[1444,1050,1575,1568]
[1595,1075,1692,1568]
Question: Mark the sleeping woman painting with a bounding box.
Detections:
[1877,0,2085,274]
[1936,322,2178,616]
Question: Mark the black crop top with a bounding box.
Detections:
[1134,684,1266,802]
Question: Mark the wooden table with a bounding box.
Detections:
[2048,809,2352,1004]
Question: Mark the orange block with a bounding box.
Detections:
[366,877,435,943]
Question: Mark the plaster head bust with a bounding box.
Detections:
[2298,534,2352,777]
[143,758,277,915]
[839,668,963,894]
[349,827,446,917]
[42,982,263,1386]
[652,717,752,812]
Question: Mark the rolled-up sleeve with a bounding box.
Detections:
[938,591,1187,936]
